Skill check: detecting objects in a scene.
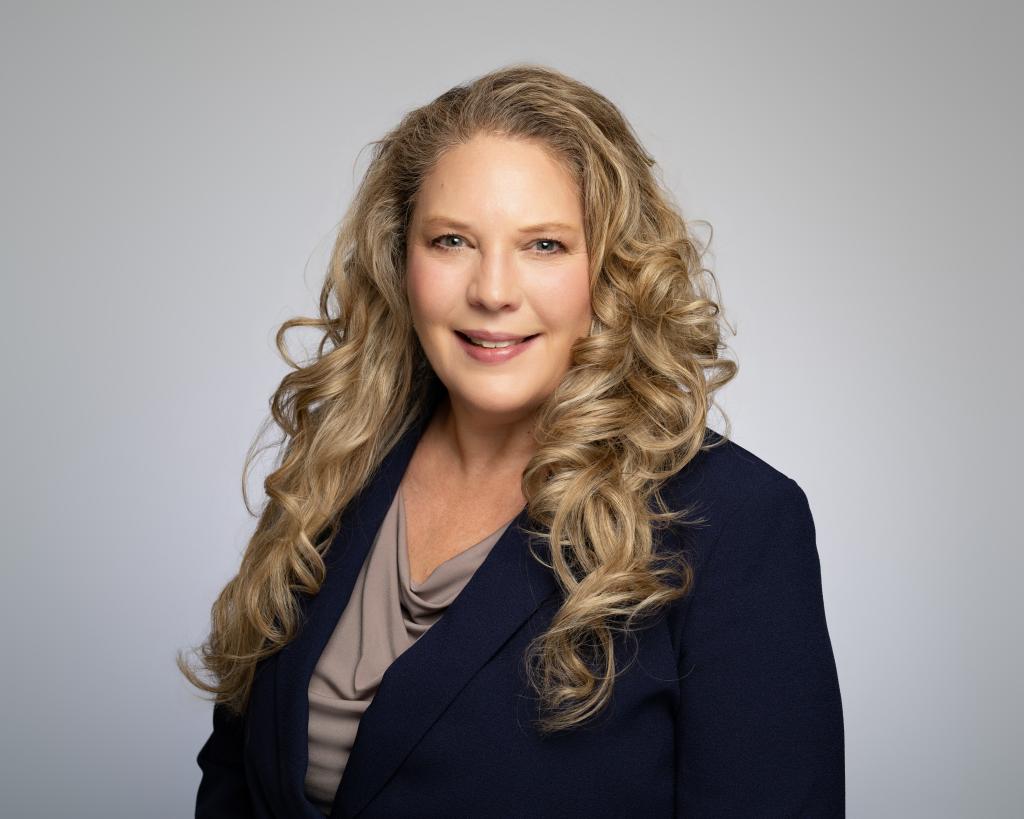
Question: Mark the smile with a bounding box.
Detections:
[454,331,540,363]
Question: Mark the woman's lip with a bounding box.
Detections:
[457,329,535,341]
[454,330,540,363]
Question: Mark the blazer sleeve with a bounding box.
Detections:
[195,701,254,818]
[675,476,845,817]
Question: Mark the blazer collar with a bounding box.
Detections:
[273,395,561,818]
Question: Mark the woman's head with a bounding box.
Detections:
[338,62,713,421]
[180,63,737,734]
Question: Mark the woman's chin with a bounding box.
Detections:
[446,386,543,420]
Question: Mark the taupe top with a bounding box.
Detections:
[304,483,518,814]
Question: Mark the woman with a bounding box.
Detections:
[181,63,845,817]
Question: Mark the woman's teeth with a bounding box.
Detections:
[459,332,535,348]
[469,337,521,348]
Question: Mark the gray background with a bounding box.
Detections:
[2,2,1020,817]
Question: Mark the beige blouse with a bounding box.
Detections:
[304,483,518,814]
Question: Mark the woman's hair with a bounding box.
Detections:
[179,63,737,734]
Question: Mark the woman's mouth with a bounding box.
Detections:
[454,331,540,363]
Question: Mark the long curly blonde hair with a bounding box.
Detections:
[179,62,737,734]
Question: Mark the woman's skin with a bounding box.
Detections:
[401,133,593,584]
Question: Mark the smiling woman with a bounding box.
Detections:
[180,63,845,818]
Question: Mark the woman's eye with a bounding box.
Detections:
[532,238,566,254]
[431,234,466,250]
[429,234,566,254]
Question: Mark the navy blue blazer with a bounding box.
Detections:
[195,402,845,818]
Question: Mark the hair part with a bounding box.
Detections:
[179,62,737,734]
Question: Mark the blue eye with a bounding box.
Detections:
[532,238,566,254]
[431,234,465,250]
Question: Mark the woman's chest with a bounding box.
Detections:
[329,596,680,818]
[247,585,682,818]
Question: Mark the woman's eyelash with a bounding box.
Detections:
[430,234,466,251]
[530,238,567,254]
[430,234,566,254]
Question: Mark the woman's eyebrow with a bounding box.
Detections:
[420,215,579,234]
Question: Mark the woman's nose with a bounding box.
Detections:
[467,250,521,310]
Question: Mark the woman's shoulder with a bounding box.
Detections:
[665,427,801,501]
[657,428,825,643]
[658,427,813,548]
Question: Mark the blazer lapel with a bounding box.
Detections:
[333,492,560,818]
[272,396,561,818]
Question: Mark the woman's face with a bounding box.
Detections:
[406,133,592,422]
